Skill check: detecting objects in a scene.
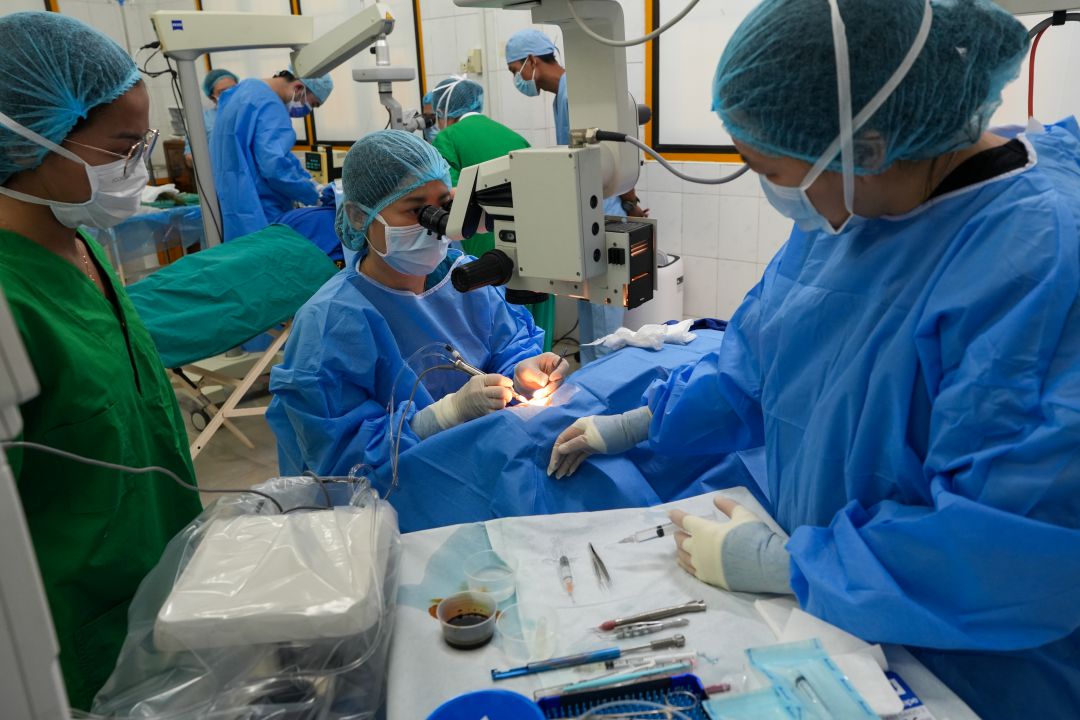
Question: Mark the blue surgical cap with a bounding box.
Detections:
[202,68,238,98]
[299,73,334,104]
[336,130,452,251]
[421,90,434,107]
[713,0,1029,174]
[505,29,558,65]
[432,78,484,119]
[0,12,140,185]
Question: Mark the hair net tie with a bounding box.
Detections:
[431,77,484,119]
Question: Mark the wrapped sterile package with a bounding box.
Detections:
[92,476,400,720]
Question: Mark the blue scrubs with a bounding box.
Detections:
[267,250,543,477]
[553,73,626,363]
[210,80,318,241]
[641,120,1080,720]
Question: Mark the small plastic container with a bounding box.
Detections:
[496,601,559,662]
[463,550,518,603]
[436,591,496,650]
[427,689,545,720]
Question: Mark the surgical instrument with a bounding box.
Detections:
[618,521,678,543]
[491,635,686,680]
[598,600,706,631]
[614,618,689,640]
[447,345,531,404]
[589,542,612,590]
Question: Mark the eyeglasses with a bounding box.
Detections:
[64,128,160,177]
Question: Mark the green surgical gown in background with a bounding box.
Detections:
[0,228,202,710]
[433,114,555,351]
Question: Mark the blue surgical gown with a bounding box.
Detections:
[276,207,344,265]
[641,119,1080,720]
[267,250,544,477]
[210,79,318,241]
[553,73,626,363]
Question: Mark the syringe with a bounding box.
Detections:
[618,522,679,544]
[558,552,575,602]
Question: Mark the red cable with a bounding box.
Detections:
[1028,27,1048,118]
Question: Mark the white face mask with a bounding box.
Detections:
[760,168,863,236]
[368,213,450,276]
[759,0,933,235]
[0,110,148,229]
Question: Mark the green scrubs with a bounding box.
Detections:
[0,228,202,710]
[433,114,555,351]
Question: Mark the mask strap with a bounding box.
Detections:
[826,0,854,213]
[437,76,464,121]
[0,110,96,207]
[801,0,932,199]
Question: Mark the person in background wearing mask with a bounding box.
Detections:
[427,77,555,352]
[268,130,568,478]
[0,12,202,710]
[183,67,238,166]
[210,67,333,240]
[504,29,647,364]
[548,1,1080,717]
[421,90,438,144]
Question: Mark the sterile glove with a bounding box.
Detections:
[670,496,793,595]
[547,407,653,479]
[514,352,570,400]
[412,374,513,439]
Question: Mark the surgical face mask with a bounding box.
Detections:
[0,110,150,229]
[764,0,932,234]
[760,171,862,236]
[287,88,312,118]
[367,213,450,276]
[424,125,440,143]
[513,59,540,97]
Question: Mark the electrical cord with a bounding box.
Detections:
[1,440,284,513]
[140,43,226,243]
[388,363,457,500]
[567,0,703,48]
[553,319,580,348]
[592,130,750,184]
[1026,13,1080,118]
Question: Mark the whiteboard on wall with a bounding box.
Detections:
[654,0,758,151]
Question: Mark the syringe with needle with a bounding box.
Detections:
[618,522,679,543]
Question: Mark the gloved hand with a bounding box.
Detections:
[412,374,513,439]
[669,496,793,595]
[514,352,570,400]
[547,406,653,479]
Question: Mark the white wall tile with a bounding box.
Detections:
[681,161,720,195]
[648,191,682,255]
[716,259,760,319]
[683,255,718,318]
[719,162,760,198]
[422,17,460,76]
[681,194,720,259]
[717,195,758,263]
[454,14,484,72]
[420,0,460,21]
[646,159,681,193]
[757,199,792,264]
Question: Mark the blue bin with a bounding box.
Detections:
[427,689,545,720]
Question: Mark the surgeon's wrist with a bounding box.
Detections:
[720,522,793,595]
[411,406,442,440]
